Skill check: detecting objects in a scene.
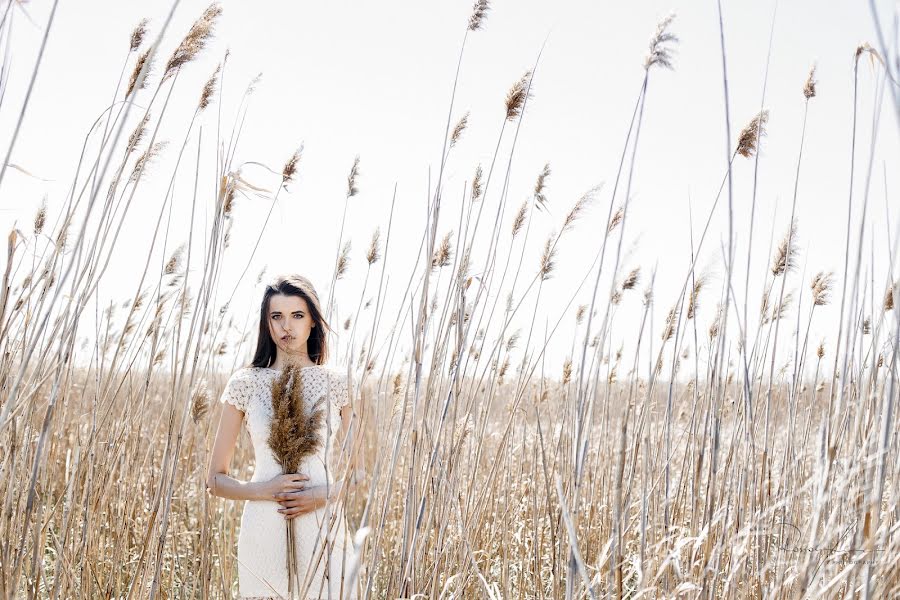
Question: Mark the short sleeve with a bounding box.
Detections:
[219,369,252,412]
[331,370,350,409]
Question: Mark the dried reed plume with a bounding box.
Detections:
[198,64,221,111]
[607,206,624,233]
[760,286,771,320]
[245,72,263,95]
[222,178,235,217]
[190,381,209,424]
[506,330,521,352]
[268,365,326,475]
[497,356,510,381]
[562,358,572,385]
[127,49,153,97]
[164,4,223,79]
[607,365,618,384]
[39,271,56,300]
[432,231,453,268]
[133,289,149,312]
[130,141,167,182]
[450,112,469,148]
[575,304,587,325]
[855,42,883,67]
[644,12,678,70]
[336,241,351,279]
[708,303,722,335]
[884,283,895,311]
[366,228,381,265]
[347,155,361,198]
[130,18,149,52]
[810,271,833,306]
[538,235,556,280]
[687,273,707,319]
[563,184,600,232]
[766,291,794,323]
[862,317,871,335]
[282,144,303,184]
[803,65,817,99]
[457,247,471,284]
[511,201,527,237]
[468,0,490,31]
[816,341,825,358]
[471,165,484,202]
[505,70,532,121]
[164,244,185,275]
[771,219,798,276]
[534,163,551,212]
[33,200,46,235]
[622,267,640,290]
[127,112,151,153]
[662,306,678,341]
[736,110,769,158]
[55,216,70,249]
[391,372,404,398]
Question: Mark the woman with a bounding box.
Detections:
[207,274,361,599]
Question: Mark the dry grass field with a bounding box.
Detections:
[0,1,898,598]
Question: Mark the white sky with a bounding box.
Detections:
[1,0,897,379]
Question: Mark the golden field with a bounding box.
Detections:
[0,2,898,598]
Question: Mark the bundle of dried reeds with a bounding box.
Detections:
[267,364,326,596]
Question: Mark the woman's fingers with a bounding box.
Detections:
[279,504,314,518]
[287,473,310,482]
[275,486,313,500]
[274,491,305,502]
[277,496,305,506]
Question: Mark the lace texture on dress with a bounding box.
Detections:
[219,366,350,413]
[329,369,350,409]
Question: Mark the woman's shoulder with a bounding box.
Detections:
[219,367,270,411]
[322,366,351,408]
[222,366,277,397]
[228,365,274,383]
[316,365,349,383]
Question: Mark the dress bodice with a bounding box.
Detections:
[219,365,350,485]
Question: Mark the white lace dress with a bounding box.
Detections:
[219,365,359,600]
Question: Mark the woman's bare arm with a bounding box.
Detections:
[331,400,365,500]
[206,402,308,501]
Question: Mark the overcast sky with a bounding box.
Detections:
[1,0,897,379]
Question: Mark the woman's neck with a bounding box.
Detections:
[269,350,316,370]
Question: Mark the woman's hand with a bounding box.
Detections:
[275,485,331,519]
[260,473,310,502]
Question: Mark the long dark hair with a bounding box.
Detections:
[250,274,331,368]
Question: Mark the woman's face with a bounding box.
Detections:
[267,293,316,357]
